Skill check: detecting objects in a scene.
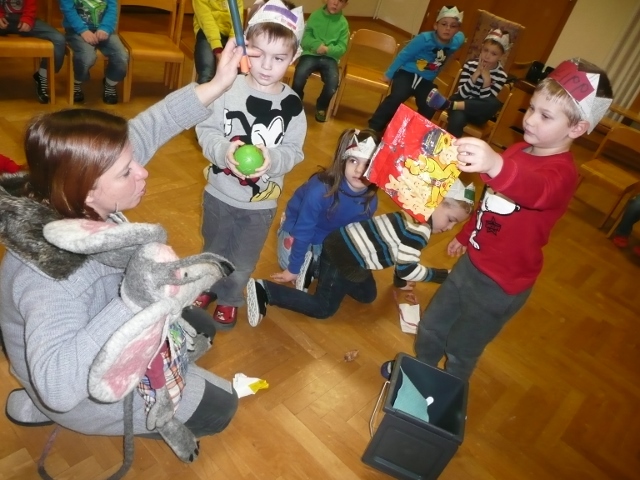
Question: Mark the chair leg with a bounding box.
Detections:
[48,54,55,105]
[123,58,133,103]
[67,48,74,105]
[599,194,624,229]
[332,82,345,116]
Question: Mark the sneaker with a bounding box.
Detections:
[33,72,49,104]
[194,291,217,309]
[426,87,449,110]
[612,235,630,248]
[73,83,85,103]
[315,110,327,123]
[212,305,237,330]
[103,79,118,104]
[380,360,394,380]
[246,278,268,327]
[295,251,314,291]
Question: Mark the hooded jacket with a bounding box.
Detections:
[0,84,231,435]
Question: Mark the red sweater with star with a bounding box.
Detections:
[456,142,578,294]
[0,0,37,29]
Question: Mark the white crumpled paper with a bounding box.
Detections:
[399,303,420,334]
[233,373,269,398]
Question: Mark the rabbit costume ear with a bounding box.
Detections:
[43,219,168,268]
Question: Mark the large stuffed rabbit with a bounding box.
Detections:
[44,218,233,463]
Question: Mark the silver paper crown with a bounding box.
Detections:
[342,133,377,161]
[485,29,511,52]
[548,58,613,134]
[248,0,305,44]
[445,179,475,205]
[437,6,464,22]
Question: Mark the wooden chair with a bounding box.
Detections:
[118,0,186,103]
[0,36,56,104]
[575,125,640,230]
[438,83,513,139]
[282,54,347,122]
[461,10,525,74]
[331,29,398,117]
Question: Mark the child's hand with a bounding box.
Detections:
[251,144,271,177]
[0,18,8,28]
[225,140,247,178]
[96,29,109,42]
[454,137,504,178]
[18,22,31,32]
[270,269,297,284]
[81,30,99,45]
[317,44,328,55]
[382,75,391,83]
[447,238,466,257]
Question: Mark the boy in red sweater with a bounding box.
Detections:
[413,58,613,381]
[0,0,65,104]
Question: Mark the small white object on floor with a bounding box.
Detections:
[233,373,269,398]
[399,303,420,334]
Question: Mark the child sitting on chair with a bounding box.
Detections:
[426,29,510,138]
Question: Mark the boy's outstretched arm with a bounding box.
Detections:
[454,137,504,178]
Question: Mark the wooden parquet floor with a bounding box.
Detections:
[1,14,639,480]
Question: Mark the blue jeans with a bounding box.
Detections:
[194,30,228,84]
[263,250,377,319]
[291,55,340,111]
[277,228,322,274]
[0,17,65,72]
[201,193,275,307]
[65,30,129,82]
[615,195,640,236]
[414,254,531,381]
[369,69,436,132]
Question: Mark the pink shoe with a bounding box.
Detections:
[612,235,629,248]
[194,291,216,309]
[213,305,237,330]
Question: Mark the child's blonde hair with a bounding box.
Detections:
[441,197,474,215]
[534,78,584,126]
[246,23,299,55]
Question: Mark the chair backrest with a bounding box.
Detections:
[119,0,181,40]
[343,29,398,70]
[595,125,640,160]
[487,89,514,145]
[435,60,462,98]
[496,82,512,104]
[464,9,525,73]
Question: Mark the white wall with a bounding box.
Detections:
[546,0,637,68]
[374,0,429,35]
[293,0,377,17]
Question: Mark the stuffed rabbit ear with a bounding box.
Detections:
[44,219,168,268]
[89,300,172,403]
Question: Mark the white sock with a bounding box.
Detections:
[38,68,47,78]
[105,78,118,86]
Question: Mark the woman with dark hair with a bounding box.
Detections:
[0,39,247,456]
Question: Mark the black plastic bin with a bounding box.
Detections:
[362,353,468,480]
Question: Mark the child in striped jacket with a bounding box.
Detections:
[426,29,510,137]
[246,180,475,325]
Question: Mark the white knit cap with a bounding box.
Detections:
[547,58,613,134]
[485,29,511,52]
[248,0,305,44]
[436,6,464,23]
[445,179,475,205]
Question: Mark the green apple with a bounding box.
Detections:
[234,145,264,176]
